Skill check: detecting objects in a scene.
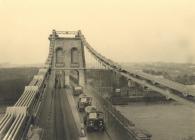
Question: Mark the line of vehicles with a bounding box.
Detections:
[72,85,106,132]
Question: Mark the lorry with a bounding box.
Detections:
[83,111,105,132]
[77,94,92,112]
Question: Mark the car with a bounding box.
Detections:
[77,95,92,112]
[84,111,105,132]
[73,86,83,96]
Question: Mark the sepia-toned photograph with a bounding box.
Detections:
[0,0,195,140]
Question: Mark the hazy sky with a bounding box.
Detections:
[0,0,195,64]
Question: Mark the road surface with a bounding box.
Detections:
[38,72,111,140]
[38,72,78,140]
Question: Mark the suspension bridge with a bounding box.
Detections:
[0,30,194,140]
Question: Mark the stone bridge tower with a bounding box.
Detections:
[49,30,85,87]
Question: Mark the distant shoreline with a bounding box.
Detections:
[0,63,43,68]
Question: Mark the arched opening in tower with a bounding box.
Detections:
[56,47,64,65]
[71,48,79,64]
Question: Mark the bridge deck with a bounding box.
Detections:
[38,72,78,140]
[127,69,194,96]
[122,72,195,108]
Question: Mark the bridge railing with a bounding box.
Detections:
[0,41,54,140]
[0,70,49,140]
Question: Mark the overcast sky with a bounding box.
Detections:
[0,0,195,64]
